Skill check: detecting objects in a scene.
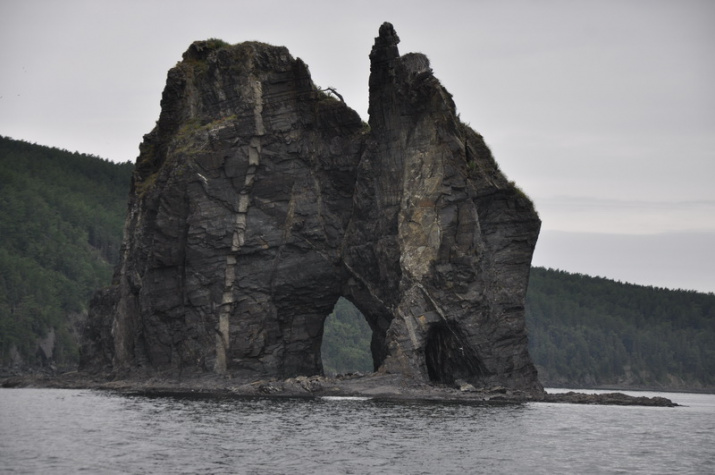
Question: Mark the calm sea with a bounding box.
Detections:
[1,387,713,474]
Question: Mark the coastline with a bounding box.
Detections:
[1,371,680,407]
[548,384,715,395]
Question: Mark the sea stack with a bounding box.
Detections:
[81,23,542,394]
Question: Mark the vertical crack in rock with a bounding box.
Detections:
[81,24,542,395]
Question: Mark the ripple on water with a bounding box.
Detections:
[1,388,713,474]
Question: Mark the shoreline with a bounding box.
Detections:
[546,384,715,395]
[1,371,681,407]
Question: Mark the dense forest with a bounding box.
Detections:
[1,136,713,391]
[526,267,715,389]
[0,136,133,370]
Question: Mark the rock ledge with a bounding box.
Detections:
[1,373,678,407]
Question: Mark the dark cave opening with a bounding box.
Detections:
[425,322,485,386]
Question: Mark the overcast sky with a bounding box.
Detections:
[2,0,714,292]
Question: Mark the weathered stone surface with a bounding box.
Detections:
[541,391,679,407]
[82,39,364,379]
[81,24,542,395]
[341,23,542,392]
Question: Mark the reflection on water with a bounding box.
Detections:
[0,388,713,474]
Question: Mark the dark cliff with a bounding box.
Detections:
[81,24,542,394]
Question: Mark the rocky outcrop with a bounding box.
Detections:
[541,391,679,407]
[81,24,542,395]
[341,24,541,392]
[82,38,365,379]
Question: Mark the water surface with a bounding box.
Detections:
[1,388,713,474]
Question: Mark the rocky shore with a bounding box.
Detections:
[1,372,679,407]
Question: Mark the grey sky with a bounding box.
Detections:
[1,0,713,292]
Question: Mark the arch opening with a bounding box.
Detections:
[320,297,374,376]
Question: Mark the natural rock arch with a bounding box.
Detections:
[319,297,375,375]
[81,23,542,393]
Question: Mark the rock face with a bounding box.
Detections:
[81,24,542,394]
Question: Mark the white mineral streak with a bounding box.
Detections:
[215,78,264,373]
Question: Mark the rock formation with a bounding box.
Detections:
[81,23,542,394]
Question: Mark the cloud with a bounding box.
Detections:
[534,197,715,234]
[533,230,715,293]
[1,0,713,292]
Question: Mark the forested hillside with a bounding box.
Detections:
[0,136,133,371]
[526,267,715,390]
